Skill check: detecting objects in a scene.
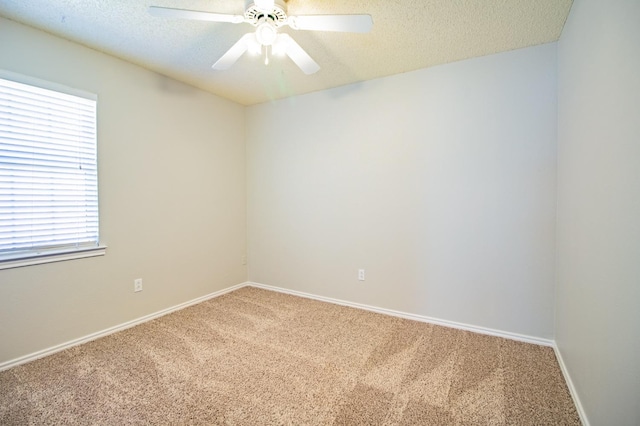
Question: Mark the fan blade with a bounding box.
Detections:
[277,34,320,75]
[212,34,255,70]
[287,14,373,33]
[149,6,244,24]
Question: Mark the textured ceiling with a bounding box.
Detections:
[0,0,573,105]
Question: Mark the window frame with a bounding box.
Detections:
[0,70,106,270]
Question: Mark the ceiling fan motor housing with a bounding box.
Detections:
[245,0,288,27]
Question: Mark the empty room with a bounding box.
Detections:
[0,0,638,424]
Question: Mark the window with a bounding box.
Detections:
[0,71,104,269]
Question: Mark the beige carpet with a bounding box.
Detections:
[0,286,580,425]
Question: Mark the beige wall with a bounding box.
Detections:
[0,18,247,364]
[556,1,640,424]
[247,43,558,339]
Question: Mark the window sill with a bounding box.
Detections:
[0,246,107,270]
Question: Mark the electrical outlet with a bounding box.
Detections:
[134,278,143,292]
[358,269,365,281]
[241,255,247,265]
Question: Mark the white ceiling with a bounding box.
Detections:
[0,0,573,106]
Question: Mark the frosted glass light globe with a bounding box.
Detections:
[256,22,277,46]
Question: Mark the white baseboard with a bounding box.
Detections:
[248,282,554,347]
[1,280,588,426]
[553,344,590,426]
[0,281,249,372]
[249,282,593,424]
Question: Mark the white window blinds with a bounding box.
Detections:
[0,73,99,263]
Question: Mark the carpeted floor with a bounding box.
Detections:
[0,286,580,425]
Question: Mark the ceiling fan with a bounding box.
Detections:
[149,0,373,74]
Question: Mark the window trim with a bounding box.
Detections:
[0,245,107,270]
[0,70,104,269]
[0,70,97,102]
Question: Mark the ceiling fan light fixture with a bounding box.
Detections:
[256,21,277,45]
